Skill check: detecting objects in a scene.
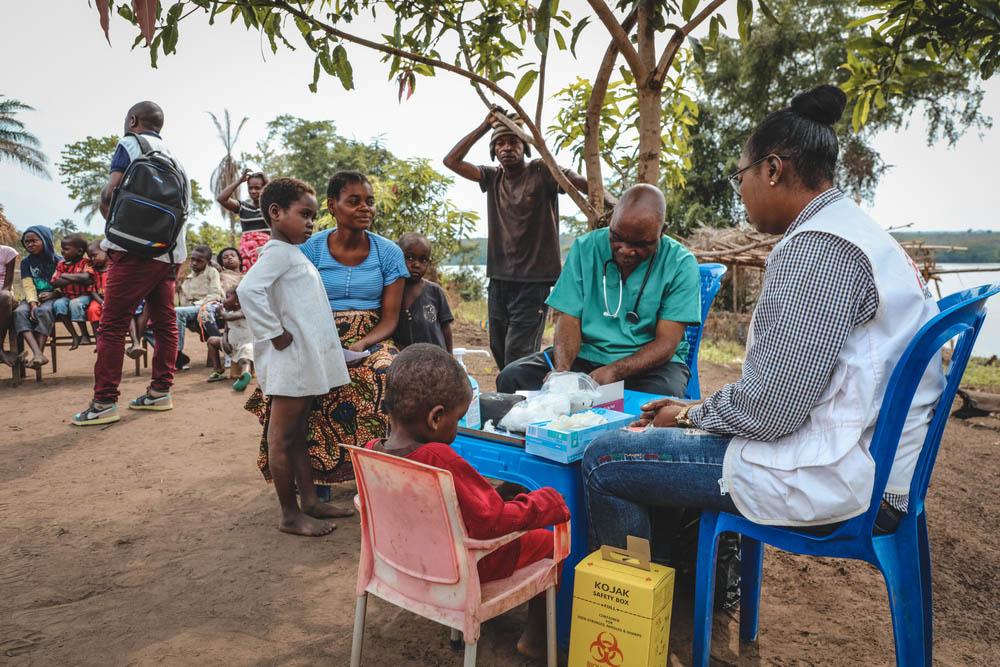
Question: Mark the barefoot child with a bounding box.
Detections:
[394,232,454,352]
[51,234,96,349]
[369,343,569,657]
[85,240,109,340]
[237,177,351,537]
[207,287,254,391]
[12,225,60,369]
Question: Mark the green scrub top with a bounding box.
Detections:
[546,227,702,366]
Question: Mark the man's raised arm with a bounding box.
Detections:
[443,111,495,182]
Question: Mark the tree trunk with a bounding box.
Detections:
[636,0,660,185]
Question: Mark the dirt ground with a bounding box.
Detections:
[2,322,999,666]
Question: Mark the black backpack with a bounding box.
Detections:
[106,133,188,260]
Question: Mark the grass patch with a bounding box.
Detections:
[962,357,1000,391]
[454,299,488,326]
[698,339,745,366]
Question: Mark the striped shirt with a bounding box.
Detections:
[53,257,97,298]
[239,199,268,233]
[299,230,409,311]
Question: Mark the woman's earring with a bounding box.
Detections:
[769,181,775,186]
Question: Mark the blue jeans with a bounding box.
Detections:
[52,294,91,322]
[175,304,221,351]
[582,427,739,551]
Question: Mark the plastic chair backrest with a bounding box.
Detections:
[851,282,999,536]
[683,263,728,399]
[350,445,468,585]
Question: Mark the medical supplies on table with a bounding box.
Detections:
[525,408,636,464]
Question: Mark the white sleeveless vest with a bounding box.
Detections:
[722,198,945,526]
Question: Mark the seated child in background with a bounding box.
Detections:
[393,233,454,352]
[368,343,569,658]
[206,287,254,391]
[216,247,244,293]
[50,233,96,350]
[85,241,109,341]
[126,300,150,360]
[175,245,224,370]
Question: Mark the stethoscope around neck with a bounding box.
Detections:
[602,250,656,325]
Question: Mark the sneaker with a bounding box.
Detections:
[128,391,173,411]
[207,370,228,383]
[232,371,252,392]
[175,351,191,371]
[72,402,120,426]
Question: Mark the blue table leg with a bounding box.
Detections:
[450,434,590,649]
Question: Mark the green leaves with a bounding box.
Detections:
[515,69,539,101]
[682,0,699,22]
[736,0,753,41]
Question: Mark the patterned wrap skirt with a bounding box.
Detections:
[239,230,271,272]
[245,309,396,485]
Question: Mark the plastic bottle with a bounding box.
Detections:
[453,348,490,430]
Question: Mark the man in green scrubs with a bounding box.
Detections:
[497,184,701,397]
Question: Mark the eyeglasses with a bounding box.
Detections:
[727,154,790,195]
[404,254,432,265]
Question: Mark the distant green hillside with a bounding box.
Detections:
[892,230,1000,263]
[448,230,1000,265]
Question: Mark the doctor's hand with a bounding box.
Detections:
[588,365,618,387]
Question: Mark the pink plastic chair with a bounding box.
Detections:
[346,444,570,667]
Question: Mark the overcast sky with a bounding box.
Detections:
[1,2,998,237]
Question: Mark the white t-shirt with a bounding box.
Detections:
[0,245,18,287]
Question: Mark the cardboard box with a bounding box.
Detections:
[569,537,675,667]
[594,381,625,411]
[525,408,635,464]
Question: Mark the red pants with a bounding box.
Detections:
[478,528,554,584]
[93,252,178,403]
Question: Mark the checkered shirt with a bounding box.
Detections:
[688,190,912,512]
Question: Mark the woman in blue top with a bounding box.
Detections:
[247,170,409,488]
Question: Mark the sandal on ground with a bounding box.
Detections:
[207,370,228,382]
[72,402,120,427]
[128,391,173,411]
[232,371,252,392]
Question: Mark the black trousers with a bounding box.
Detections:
[496,347,691,397]
[487,279,552,370]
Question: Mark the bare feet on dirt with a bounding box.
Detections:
[278,514,336,537]
[302,501,355,519]
[516,625,547,660]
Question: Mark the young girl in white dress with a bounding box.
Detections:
[237,177,351,537]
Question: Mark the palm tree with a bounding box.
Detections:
[208,109,248,243]
[53,218,79,243]
[0,95,50,178]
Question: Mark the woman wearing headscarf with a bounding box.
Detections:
[12,225,60,368]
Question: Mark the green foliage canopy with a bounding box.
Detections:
[244,115,477,260]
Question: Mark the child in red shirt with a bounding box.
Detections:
[50,234,96,349]
[85,240,109,337]
[367,343,569,659]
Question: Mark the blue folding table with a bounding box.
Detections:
[450,390,661,648]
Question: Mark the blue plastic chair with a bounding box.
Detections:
[683,263,728,400]
[692,282,1000,667]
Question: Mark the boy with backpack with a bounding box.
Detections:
[73,101,189,426]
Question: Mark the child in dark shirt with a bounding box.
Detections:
[394,233,453,352]
[367,343,568,658]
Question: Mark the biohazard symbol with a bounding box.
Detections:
[589,631,624,666]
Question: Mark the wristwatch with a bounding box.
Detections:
[675,404,697,428]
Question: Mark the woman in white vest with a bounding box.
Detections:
[582,85,945,559]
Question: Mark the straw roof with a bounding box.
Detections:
[0,205,19,247]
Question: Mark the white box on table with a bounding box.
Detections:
[525,408,636,464]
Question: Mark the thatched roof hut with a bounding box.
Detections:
[0,205,19,247]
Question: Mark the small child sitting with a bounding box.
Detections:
[206,287,254,391]
[50,233,96,349]
[394,233,454,352]
[368,343,569,658]
[85,240,109,341]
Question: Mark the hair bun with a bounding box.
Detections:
[790,85,847,126]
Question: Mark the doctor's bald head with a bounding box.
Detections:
[608,184,665,270]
